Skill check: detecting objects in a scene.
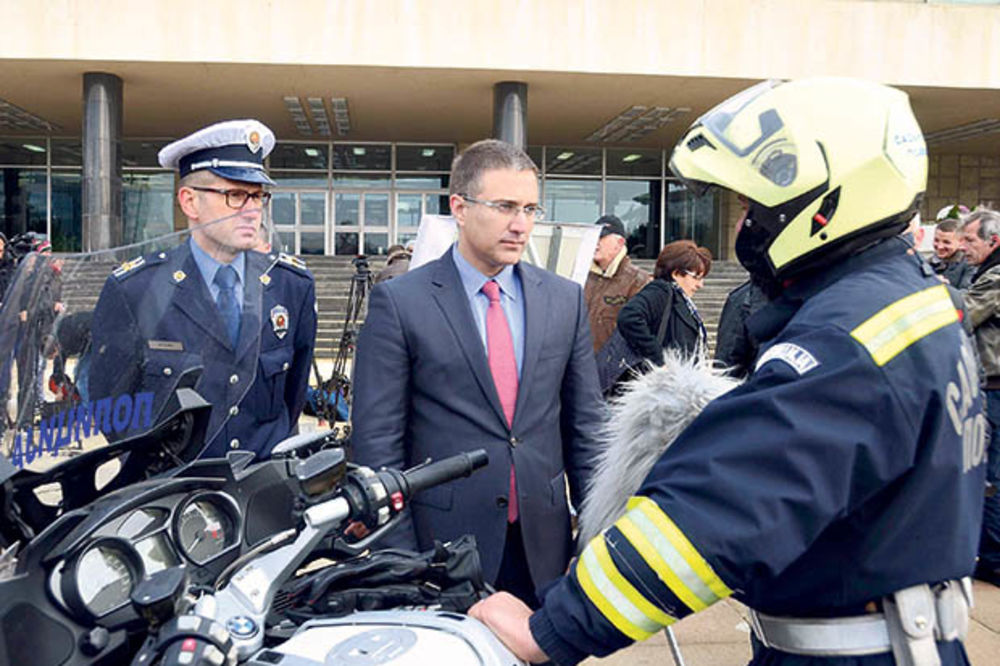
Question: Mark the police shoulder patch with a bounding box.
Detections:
[755,342,820,376]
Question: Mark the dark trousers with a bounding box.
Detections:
[494,521,540,609]
[980,390,1000,573]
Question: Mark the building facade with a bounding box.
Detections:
[1,0,999,259]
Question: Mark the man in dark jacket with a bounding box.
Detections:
[931,216,974,289]
[584,215,650,352]
[714,278,770,378]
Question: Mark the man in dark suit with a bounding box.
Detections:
[352,139,605,606]
[89,119,316,459]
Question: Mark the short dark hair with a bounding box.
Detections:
[654,240,712,280]
[962,209,1000,241]
[449,139,538,197]
[935,219,960,233]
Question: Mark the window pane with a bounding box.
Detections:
[51,171,83,252]
[271,193,296,225]
[546,147,602,175]
[335,231,359,255]
[426,195,450,216]
[395,175,449,190]
[300,192,326,226]
[122,171,175,245]
[666,181,720,258]
[397,229,418,246]
[365,232,389,256]
[300,230,325,255]
[606,148,662,177]
[396,193,422,228]
[269,143,328,170]
[270,171,327,188]
[50,139,82,167]
[395,145,454,172]
[335,192,360,226]
[122,140,169,168]
[333,174,391,188]
[543,179,601,224]
[332,144,391,170]
[364,193,389,226]
[0,168,47,237]
[606,179,661,259]
[0,140,47,166]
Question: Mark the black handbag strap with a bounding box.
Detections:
[655,285,675,346]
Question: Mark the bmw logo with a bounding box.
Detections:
[227,615,259,638]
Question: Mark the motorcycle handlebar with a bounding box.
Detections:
[399,449,489,498]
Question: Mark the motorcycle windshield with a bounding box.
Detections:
[0,209,311,474]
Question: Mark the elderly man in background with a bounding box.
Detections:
[959,208,1000,585]
[584,215,650,352]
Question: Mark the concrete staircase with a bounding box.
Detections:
[58,254,748,358]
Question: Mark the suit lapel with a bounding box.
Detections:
[513,263,544,429]
[170,246,233,350]
[430,254,509,430]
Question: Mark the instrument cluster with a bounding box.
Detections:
[51,491,242,622]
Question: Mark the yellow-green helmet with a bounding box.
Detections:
[669,78,927,281]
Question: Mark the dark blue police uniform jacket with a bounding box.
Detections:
[531,238,986,666]
[89,241,316,459]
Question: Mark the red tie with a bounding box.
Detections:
[482,279,519,522]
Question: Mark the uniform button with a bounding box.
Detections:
[162,367,172,376]
[282,362,290,371]
[229,439,240,449]
[495,496,508,508]
[229,406,239,417]
[229,374,239,384]
[509,436,518,446]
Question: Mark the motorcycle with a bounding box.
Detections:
[0,221,523,666]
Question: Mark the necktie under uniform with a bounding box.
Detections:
[214,264,241,348]
[481,279,519,523]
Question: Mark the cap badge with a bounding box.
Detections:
[248,129,262,154]
[271,305,289,339]
[173,270,186,283]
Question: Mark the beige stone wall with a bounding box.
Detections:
[925,154,1000,220]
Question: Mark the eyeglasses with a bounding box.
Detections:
[459,194,545,221]
[682,270,705,280]
[190,186,272,210]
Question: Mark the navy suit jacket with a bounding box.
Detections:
[89,242,316,459]
[351,250,605,591]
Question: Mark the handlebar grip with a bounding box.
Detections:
[402,450,489,496]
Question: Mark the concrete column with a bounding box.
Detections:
[82,72,123,251]
[492,82,528,150]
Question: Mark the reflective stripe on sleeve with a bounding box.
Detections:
[626,496,733,602]
[850,285,958,366]
[577,538,663,640]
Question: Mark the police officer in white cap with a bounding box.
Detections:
[89,119,317,459]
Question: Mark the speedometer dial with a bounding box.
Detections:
[61,538,143,620]
[78,546,134,615]
[175,494,238,564]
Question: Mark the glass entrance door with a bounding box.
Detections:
[270,190,328,255]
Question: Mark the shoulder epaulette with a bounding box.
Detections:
[111,251,167,280]
[276,252,308,272]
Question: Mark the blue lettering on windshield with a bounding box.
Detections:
[6,392,154,469]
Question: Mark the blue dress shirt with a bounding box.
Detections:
[451,244,525,377]
[189,237,246,310]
